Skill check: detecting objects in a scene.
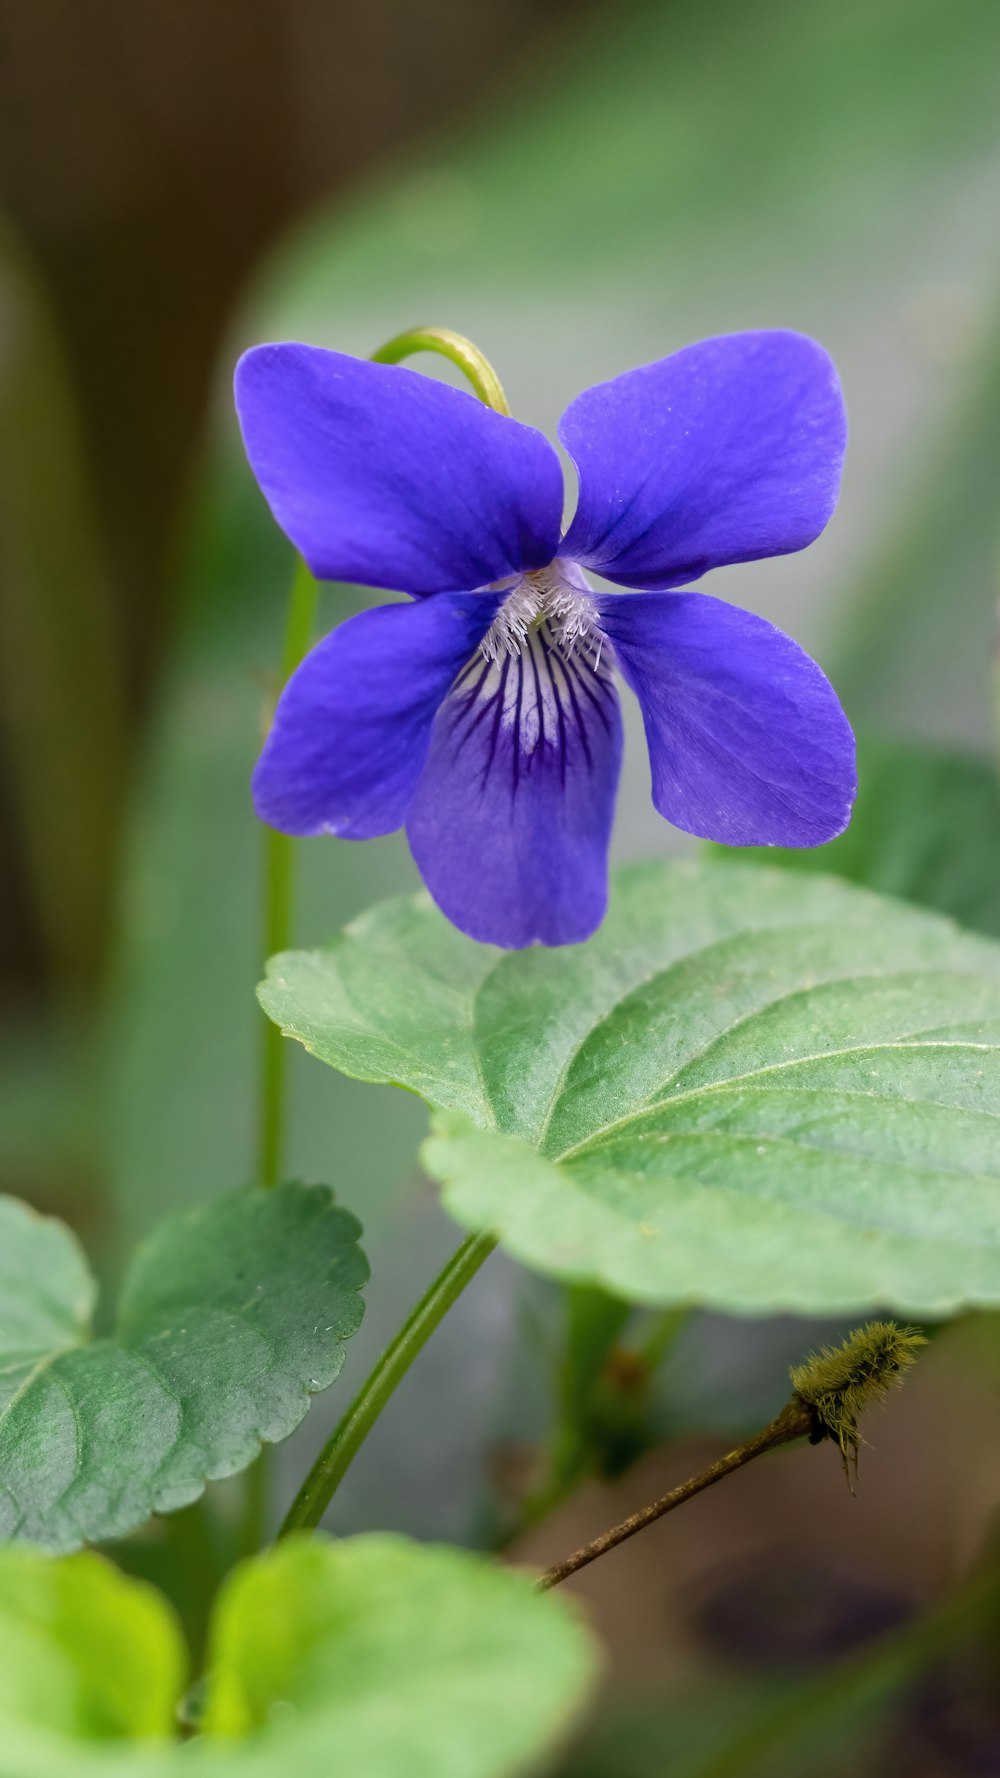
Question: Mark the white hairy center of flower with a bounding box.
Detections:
[446,560,614,762]
[479,563,604,668]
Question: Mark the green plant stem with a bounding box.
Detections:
[636,1304,688,1371]
[503,1304,689,1547]
[370,327,511,414]
[241,1447,270,1558]
[257,557,320,1188]
[247,559,318,1547]
[993,579,1000,780]
[280,1230,498,1536]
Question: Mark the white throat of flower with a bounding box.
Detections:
[448,558,615,766]
[480,562,605,671]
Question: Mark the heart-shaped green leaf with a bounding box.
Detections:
[0,1537,598,1778]
[260,860,1000,1314]
[0,1185,367,1550]
[201,1533,599,1773]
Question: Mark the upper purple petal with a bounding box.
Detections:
[598,590,856,846]
[407,628,623,947]
[235,344,564,594]
[252,591,503,838]
[559,331,847,591]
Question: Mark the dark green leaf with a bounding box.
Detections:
[0,1185,367,1550]
[710,739,1000,936]
[261,861,1000,1314]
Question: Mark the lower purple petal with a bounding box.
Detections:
[599,591,856,846]
[252,592,502,838]
[407,628,623,947]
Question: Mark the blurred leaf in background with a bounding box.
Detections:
[712,738,1000,937]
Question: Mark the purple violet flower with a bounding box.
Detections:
[236,331,855,948]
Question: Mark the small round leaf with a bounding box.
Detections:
[0,1185,367,1549]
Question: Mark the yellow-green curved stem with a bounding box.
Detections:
[371,326,511,415]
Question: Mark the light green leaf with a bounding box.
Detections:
[0,1545,184,1745]
[260,860,1000,1314]
[711,738,1000,938]
[201,1533,599,1777]
[0,1536,598,1778]
[0,1185,367,1550]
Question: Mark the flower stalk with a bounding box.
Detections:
[257,555,320,1187]
[279,1229,497,1536]
[370,326,511,414]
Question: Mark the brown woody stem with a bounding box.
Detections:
[536,1397,814,1591]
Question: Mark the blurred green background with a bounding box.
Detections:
[1,0,999,1771]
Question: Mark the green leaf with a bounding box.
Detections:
[202,1533,599,1776]
[0,1185,367,1550]
[710,739,1000,937]
[260,860,1000,1314]
[0,1544,183,1772]
[0,1536,598,1778]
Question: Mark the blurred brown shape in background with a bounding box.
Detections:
[0,0,575,1007]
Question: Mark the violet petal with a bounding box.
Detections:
[407,629,623,946]
[253,591,503,837]
[236,344,563,593]
[560,331,846,591]
[599,589,856,845]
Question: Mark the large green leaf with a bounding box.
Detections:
[260,860,1000,1314]
[0,1537,598,1778]
[0,1185,367,1550]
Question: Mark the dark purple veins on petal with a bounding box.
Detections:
[407,620,623,948]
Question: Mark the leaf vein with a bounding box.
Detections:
[555,1040,1000,1160]
[533,953,992,1150]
